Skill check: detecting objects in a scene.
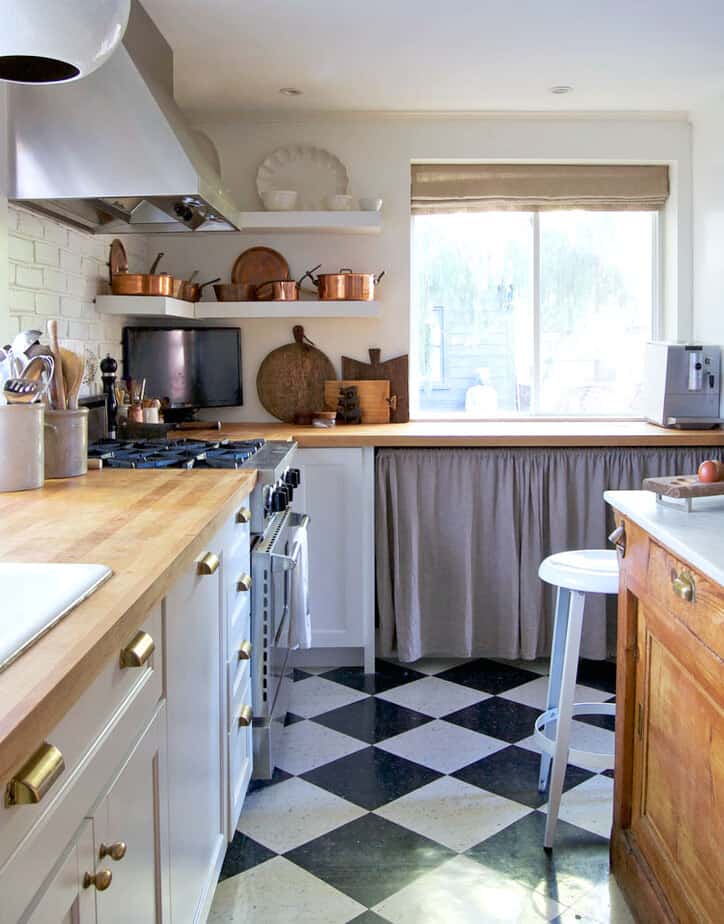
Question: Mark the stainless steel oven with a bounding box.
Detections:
[251,508,309,778]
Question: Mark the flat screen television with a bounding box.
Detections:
[122,327,242,410]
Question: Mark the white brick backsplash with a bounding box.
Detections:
[15,265,44,289]
[7,205,149,390]
[8,234,34,262]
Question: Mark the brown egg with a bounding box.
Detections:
[697,460,722,483]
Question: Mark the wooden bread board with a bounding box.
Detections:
[341,349,409,422]
[324,380,391,424]
[642,474,724,498]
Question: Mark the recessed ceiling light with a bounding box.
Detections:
[549,85,573,95]
[279,87,303,96]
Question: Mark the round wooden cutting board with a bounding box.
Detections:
[257,326,336,422]
[232,247,289,286]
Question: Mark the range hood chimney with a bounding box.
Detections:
[6,0,241,233]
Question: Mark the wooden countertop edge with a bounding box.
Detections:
[0,471,257,783]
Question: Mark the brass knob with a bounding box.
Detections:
[671,570,695,602]
[83,869,112,891]
[99,841,127,861]
[238,640,252,661]
[237,573,252,593]
[4,742,65,807]
[236,507,251,524]
[120,631,155,669]
[197,552,220,575]
[238,705,253,727]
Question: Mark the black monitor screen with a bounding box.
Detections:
[122,327,242,408]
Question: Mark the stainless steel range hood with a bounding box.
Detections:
[6,1,241,233]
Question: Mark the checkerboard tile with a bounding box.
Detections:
[212,656,623,923]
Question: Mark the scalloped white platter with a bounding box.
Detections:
[256,145,349,211]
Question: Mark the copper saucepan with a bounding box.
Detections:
[182,277,221,302]
[256,265,322,302]
[305,267,385,301]
[111,251,177,297]
[213,282,258,302]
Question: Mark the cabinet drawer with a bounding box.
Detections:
[228,592,251,659]
[0,605,163,873]
[647,541,724,660]
[228,655,252,733]
[228,674,253,830]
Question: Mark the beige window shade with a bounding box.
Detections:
[411,163,669,213]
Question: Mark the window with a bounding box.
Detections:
[412,209,657,417]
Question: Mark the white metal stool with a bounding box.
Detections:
[534,549,618,849]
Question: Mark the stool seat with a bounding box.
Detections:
[538,549,619,595]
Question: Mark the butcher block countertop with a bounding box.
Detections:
[182,419,724,447]
[0,467,256,782]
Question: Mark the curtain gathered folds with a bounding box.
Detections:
[410,163,670,213]
[376,446,712,662]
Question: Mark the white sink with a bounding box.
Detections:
[0,563,112,672]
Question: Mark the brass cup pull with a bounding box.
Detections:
[83,869,112,891]
[99,841,127,862]
[238,704,253,727]
[236,507,251,524]
[671,570,695,602]
[197,551,220,575]
[237,573,252,593]
[4,742,65,807]
[238,640,252,661]
[120,631,155,669]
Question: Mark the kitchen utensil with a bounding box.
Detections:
[231,247,290,286]
[17,355,54,405]
[213,282,257,302]
[181,277,221,302]
[324,194,353,211]
[261,189,298,211]
[324,379,392,424]
[110,251,177,297]
[256,326,336,422]
[359,197,383,212]
[60,348,85,410]
[44,407,89,478]
[176,270,198,300]
[256,145,349,211]
[47,320,66,410]
[305,267,385,301]
[11,329,42,360]
[0,404,44,491]
[342,348,409,422]
[255,265,321,302]
[3,378,43,403]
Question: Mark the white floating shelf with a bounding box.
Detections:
[238,210,382,235]
[97,295,380,320]
[195,300,380,319]
[96,295,196,319]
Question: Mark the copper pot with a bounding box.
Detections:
[111,252,177,297]
[213,282,257,302]
[256,265,321,302]
[181,277,221,302]
[306,267,385,301]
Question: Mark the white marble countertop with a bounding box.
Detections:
[604,490,724,588]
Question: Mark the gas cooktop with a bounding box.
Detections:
[88,438,266,470]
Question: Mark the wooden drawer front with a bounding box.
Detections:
[0,605,162,873]
[228,673,253,830]
[647,541,724,660]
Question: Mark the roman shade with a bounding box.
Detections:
[411,163,669,213]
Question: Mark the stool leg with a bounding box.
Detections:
[544,589,585,850]
[538,586,571,792]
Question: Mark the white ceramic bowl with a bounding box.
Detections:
[262,189,298,211]
[325,194,353,211]
[359,197,383,212]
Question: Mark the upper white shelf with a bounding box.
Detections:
[238,210,382,235]
[96,295,380,320]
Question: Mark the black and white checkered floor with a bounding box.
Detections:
[209,657,635,924]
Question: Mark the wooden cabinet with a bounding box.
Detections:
[611,515,724,924]
[296,447,375,671]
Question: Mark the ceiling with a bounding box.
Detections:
[142,0,724,114]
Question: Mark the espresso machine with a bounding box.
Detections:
[643,342,723,428]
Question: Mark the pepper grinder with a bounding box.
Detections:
[100,354,118,437]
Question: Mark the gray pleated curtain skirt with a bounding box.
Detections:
[375,446,714,662]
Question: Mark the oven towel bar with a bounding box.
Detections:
[286,528,311,650]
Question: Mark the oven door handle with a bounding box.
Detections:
[271,551,297,573]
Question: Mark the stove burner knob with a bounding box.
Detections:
[270,486,289,512]
[284,468,301,488]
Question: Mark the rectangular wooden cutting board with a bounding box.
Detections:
[324,380,391,424]
[341,349,409,422]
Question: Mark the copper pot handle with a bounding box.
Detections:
[375,270,386,285]
[298,264,323,288]
[148,252,164,274]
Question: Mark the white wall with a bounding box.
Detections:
[152,112,693,421]
[691,101,724,415]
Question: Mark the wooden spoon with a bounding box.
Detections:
[47,319,66,410]
[61,348,85,410]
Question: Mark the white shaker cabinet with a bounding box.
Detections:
[296,447,375,672]
[24,821,96,924]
